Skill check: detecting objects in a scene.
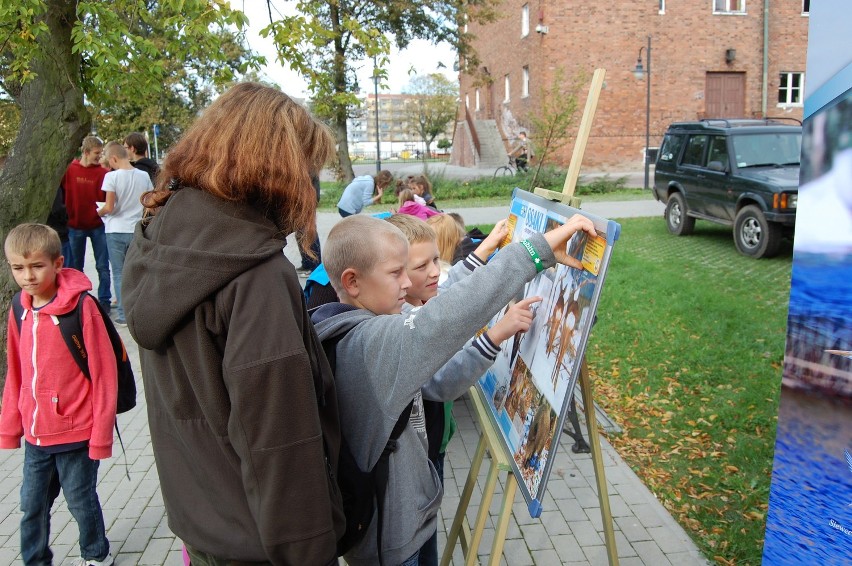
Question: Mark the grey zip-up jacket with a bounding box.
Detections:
[404,251,501,402]
[311,232,556,566]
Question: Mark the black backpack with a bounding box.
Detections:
[12,291,137,414]
[319,329,414,564]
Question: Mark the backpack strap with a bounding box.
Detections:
[373,398,414,566]
[11,291,24,334]
[56,293,92,380]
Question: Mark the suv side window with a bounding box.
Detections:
[658,133,685,163]
[706,136,729,170]
[682,135,708,166]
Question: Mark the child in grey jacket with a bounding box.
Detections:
[385,213,541,566]
[311,213,596,566]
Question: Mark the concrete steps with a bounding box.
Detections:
[473,119,509,168]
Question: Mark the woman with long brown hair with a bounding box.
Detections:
[121,82,343,565]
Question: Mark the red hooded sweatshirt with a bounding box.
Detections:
[0,268,117,459]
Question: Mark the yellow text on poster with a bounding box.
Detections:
[503,214,518,248]
[581,233,606,275]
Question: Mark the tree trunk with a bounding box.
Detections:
[334,116,354,183]
[0,0,90,384]
[330,6,354,183]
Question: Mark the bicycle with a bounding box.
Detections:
[493,155,517,179]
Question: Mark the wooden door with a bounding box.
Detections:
[705,72,746,117]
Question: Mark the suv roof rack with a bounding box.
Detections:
[698,117,802,127]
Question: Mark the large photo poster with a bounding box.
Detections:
[476,189,620,515]
[762,3,852,561]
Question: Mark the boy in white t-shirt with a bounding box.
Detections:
[97,141,152,325]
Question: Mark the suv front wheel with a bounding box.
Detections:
[665,192,695,236]
[734,205,782,258]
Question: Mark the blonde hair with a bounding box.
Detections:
[427,214,464,263]
[81,135,103,154]
[398,188,416,206]
[324,216,408,294]
[4,223,62,260]
[386,214,436,245]
[145,82,334,254]
[104,141,127,160]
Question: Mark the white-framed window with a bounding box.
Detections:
[465,94,470,109]
[713,0,745,14]
[802,0,809,14]
[521,4,530,37]
[522,66,530,98]
[504,74,510,103]
[475,89,480,111]
[778,72,804,106]
[659,0,665,14]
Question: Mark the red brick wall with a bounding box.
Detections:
[459,0,809,169]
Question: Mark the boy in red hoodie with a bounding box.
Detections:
[1,224,117,566]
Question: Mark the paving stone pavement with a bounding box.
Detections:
[0,198,708,565]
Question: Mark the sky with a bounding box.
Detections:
[238,2,459,100]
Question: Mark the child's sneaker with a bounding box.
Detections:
[71,554,114,566]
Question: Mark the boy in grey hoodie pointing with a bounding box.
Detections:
[311,213,596,566]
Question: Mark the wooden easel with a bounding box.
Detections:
[441,68,619,566]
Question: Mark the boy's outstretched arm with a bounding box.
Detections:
[485,296,542,344]
[545,215,597,268]
[471,219,509,263]
[355,214,597,421]
[436,218,510,293]
[421,296,542,402]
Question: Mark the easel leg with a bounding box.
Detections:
[562,395,591,453]
[441,436,487,566]
[487,474,517,566]
[579,361,619,566]
[465,461,500,566]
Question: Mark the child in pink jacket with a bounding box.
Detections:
[397,188,442,221]
[2,223,117,566]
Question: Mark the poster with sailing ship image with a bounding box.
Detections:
[476,189,620,516]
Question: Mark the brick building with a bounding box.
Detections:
[452,0,810,170]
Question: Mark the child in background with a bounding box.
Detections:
[427,214,465,279]
[410,175,437,209]
[448,212,490,265]
[338,170,394,217]
[1,223,116,566]
[312,213,595,565]
[398,189,441,221]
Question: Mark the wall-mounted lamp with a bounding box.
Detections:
[535,23,549,34]
[725,48,736,64]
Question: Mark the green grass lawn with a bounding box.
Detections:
[473,218,791,565]
[588,218,792,565]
